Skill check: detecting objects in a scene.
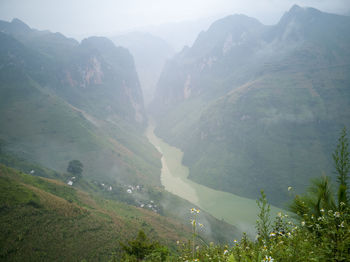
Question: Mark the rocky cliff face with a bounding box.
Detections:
[0,19,146,127]
[151,5,350,205]
[0,19,159,185]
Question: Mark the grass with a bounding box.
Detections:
[0,164,193,261]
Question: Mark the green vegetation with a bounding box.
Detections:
[151,7,350,207]
[0,164,193,261]
[0,150,240,261]
[0,21,162,189]
[119,230,169,261]
[67,159,83,178]
[146,124,283,235]
[117,128,350,261]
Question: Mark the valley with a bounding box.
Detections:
[146,123,282,235]
[0,3,349,261]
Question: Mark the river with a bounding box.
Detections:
[146,124,282,234]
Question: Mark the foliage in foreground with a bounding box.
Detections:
[119,128,350,261]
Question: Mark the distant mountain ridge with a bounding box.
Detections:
[0,18,160,186]
[0,19,146,126]
[111,32,174,105]
[151,5,350,206]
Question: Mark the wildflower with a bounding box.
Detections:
[269,232,276,237]
[176,240,180,245]
[334,211,340,218]
[233,239,237,244]
[223,249,228,255]
[264,255,274,262]
[193,259,199,262]
[340,221,345,228]
[277,212,282,218]
[288,186,292,191]
[301,221,305,226]
[191,208,195,214]
[199,223,204,228]
[287,232,292,237]
[340,202,345,206]
[320,208,324,213]
[191,219,196,226]
[263,245,268,251]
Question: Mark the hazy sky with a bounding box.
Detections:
[0,0,349,38]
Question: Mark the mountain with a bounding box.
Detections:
[0,19,159,186]
[151,5,350,206]
[141,16,221,52]
[111,32,174,105]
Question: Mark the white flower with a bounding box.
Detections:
[269,232,276,237]
[233,239,237,244]
[223,249,228,255]
[340,221,345,228]
[301,221,305,226]
[334,211,340,218]
[288,186,292,191]
[264,255,274,262]
[320,208,324,213]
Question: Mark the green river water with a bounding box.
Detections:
[146,125,283,234]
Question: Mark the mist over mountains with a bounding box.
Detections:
[0,3,350,260]
[0,18,162,186]
[151,5,350,205]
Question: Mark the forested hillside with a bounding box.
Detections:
[151,5,350,206]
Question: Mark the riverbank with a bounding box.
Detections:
[146,124,283,235]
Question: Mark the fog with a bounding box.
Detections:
[0,0,349,40]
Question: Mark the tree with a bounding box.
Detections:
[67,160,83,178]
[333,127,350,207]
[0,139,5,154]
[291,127,349,216]
[256,190,271,245]
[120,230,169,261]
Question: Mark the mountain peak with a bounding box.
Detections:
[10,18,31,30]
[289,4,303,13]
[285,4,321,18]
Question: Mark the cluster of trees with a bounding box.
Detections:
[117,128,350,261]
[67,160,83,179]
